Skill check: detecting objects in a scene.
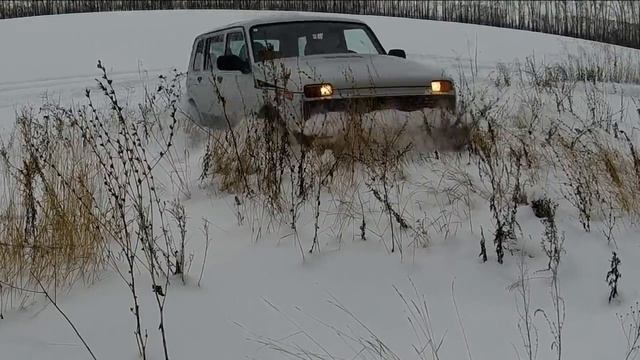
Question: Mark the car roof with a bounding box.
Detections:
[199,13,367,37]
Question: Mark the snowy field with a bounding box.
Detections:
[1,9,640,360]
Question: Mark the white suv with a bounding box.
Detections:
[185,14,456,129]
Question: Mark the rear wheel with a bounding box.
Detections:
[184,99,205,126]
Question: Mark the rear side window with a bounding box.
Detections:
[192,39,204,71]
[204,34,225,70]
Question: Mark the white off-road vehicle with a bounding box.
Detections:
[185,14,456,132]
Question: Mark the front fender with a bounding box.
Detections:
[255,90,303,125]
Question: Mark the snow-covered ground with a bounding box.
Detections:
[1,9,640,360]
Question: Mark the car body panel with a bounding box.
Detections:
[253,54,450,93]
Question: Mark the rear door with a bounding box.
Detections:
[186,38,205,114]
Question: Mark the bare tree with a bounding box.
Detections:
[2,1,638,49]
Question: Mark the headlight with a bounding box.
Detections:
[431,80,453,93]
[304,83,333,98]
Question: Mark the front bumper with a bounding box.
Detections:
[302,86,456,120]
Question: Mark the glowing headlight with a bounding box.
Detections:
[320,84,333,96]
[304,83,333,98]
[431,80,453,93]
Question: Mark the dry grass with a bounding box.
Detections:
[2,47,637,316]
[0,106,108,308]
[562,44,640,85]
[249,280,446,360]
[200,72,470,257]
[193,47,640,264]
[0,68,192,360]
[553,131,640,224]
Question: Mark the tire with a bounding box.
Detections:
[184,99,205,127]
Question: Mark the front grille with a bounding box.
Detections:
[303,95,455,119]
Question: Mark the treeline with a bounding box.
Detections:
[1,0,639,50]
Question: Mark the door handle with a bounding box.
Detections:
[216,75,223,82]
[197,76,202,83]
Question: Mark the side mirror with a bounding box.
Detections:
[388,49,406,59]
[217,55,250,74]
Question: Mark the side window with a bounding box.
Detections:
[344,29,378,54]
[297,37,307,57]
[225,31,248,62]
[192,39,204,71]
[204,34,225,70]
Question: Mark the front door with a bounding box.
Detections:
[198,32,226,128]
[218,29,257,126]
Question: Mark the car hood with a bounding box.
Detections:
[253,54,450,92]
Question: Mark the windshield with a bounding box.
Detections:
[250,21,385,62]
